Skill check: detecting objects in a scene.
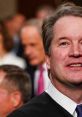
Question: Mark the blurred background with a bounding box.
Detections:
[0,0,82,20]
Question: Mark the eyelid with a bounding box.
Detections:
[59,40,70,44]
[58,39,70,47]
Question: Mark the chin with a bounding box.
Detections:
[30,61,39,66]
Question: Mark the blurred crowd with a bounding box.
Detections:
[0,4,55,102]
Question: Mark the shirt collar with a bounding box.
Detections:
[45,82,77,115]
[38,62,47,70]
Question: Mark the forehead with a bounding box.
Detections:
[21,26,39,35]
[53,16,82,38]
[54,16,82,29]
[21,26,42,44]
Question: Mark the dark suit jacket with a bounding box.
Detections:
[16,41,37,98]
[25,64,36,98]
[7,92,73,117]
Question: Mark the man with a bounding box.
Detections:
[0,64,31,117]
[20,19,50,96]
[0,23,26,69]
[35,5,54,21]
[7,2,82,117]
[3,14,26,54]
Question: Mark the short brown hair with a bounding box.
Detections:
[42,2,82,55]
[0,65,32,103]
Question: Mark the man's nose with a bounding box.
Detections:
[25,46,32,55]
[69,44,82,57]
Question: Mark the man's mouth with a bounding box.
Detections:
[68,63,82,67]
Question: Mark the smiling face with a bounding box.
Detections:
[47,16,82,88]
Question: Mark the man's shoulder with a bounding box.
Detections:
[19,92,54,112]
[7,92,56,117]
[8,92,72,117]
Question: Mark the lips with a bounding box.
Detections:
[68,63,82,67]
[67,62,82,67]
[66,62,82,71]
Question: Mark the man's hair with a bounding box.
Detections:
[42,2,82,55]
[0,65,31,103]
[20,18,42,36]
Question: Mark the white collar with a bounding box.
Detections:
[45,82,77,116]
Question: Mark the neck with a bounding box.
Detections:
[52,78,82,104]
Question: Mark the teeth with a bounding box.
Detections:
[70,64,82,67]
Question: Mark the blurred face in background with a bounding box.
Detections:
[21,26,45,66]
[0,33,6,55]
[12,14,26,33]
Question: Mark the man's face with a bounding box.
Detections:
[12,15,25,33]
[21,26,45,66]
[48,16,82,87]
[0,71,14,117]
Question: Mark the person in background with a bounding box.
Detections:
[0,64,31,117]
[11,13,26,35]
[7,2,82,117]
[11,13,26,54]
[35,5,55,21]
[20,19,50,97]
[3,13,26,54]
[0,23,26,69]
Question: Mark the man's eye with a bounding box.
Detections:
[59,42,69,47]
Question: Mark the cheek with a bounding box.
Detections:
[0,93,8,103]
[0,97,8,111]
[0,89,9,103]
[50,50,67,73]
[52,48,68,63]
[34,48,43,57]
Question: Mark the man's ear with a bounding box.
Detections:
[11,91,23,108]
[46,55,50,70]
